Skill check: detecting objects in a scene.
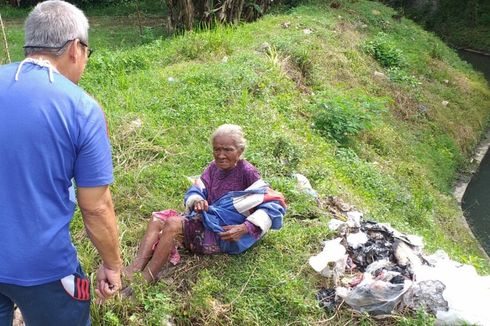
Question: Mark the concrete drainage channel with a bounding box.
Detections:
[454,129,490,260]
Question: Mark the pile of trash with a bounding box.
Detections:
[309,206,490,325]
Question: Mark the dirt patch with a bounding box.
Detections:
[280,55,311,93]
[390,87,420,120]
[334,21,362,49]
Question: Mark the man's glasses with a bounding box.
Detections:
[79,40,93,58]
[24,39,93,58]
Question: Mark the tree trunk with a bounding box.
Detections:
[165,0,274,31]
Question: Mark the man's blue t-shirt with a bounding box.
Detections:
[0,61,114,286]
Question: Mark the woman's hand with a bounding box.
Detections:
[219,224,248,242]
[194,199,209,212]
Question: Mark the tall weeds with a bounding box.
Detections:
[166,0,274,30]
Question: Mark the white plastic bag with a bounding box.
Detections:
[309,238,348,281]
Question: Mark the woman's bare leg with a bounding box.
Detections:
[142,216,184,282]
[124,217,165,280]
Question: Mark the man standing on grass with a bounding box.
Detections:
[0,1,122,324]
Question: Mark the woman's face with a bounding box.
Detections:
[212,135,242,171]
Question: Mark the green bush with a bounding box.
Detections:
[363,32,405,68]
[312,96,386,144]
[387,67,421,88]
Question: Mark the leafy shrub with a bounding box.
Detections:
[429,41,444,60]
[387,67,421,88]
[363,32,405,68]
[312,96,386,144]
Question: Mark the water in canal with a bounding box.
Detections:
[459,49,490,255]
[457,50,490,81]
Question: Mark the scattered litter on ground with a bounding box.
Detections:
[373,71,387,79]
[317,288,337,312]
[292,173,318,200]
[309,201,490,325]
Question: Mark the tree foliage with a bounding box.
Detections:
[165,0,276,31]
[381,0,490,51]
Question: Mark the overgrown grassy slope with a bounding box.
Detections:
[2,1,490,325]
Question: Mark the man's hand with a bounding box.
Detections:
[78,186,122,304]
[219,224,248,242]
[194,199,209,212]
[95,264,121,304]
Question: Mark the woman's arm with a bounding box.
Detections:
[246,209,272,236]
[184,176,208,212]
[218,224,249,241]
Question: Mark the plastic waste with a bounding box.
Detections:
[328,219,345,232]
[346,211,362,228]
[412,250,490,325]
[317,288,337,312]
[393,239,423,269]
[336,273,412,315]
[310,214,490,324]
[348,238,393,271]
[402,280,448,315]
[309,238,347,282]
[292,173,318,199]
[347,231,368,249]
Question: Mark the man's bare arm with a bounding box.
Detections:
[77,185,122,299]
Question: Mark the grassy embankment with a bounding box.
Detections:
[1,0,490,325]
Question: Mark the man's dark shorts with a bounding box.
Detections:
[0,264,91,326]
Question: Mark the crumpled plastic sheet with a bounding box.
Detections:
[316,288,337,312]
[309,238,347,282]
[412,250,490,325]
[336,259,413,315]
[310,215,490,324]
[347,231,369,249]
[402,280,448,315]
[337,277,411,315]
[292,173,318,199]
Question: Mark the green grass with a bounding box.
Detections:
[2,0,490,324]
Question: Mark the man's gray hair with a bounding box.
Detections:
[211,124,247,153]
[24,0,89,56]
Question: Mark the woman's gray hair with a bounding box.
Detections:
[211,124,247,153]
[24,0,89,56]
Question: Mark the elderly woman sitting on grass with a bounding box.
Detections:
[124,124,286,283]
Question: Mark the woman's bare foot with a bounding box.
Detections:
[142,266,158,283]
[122,266,132,280]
